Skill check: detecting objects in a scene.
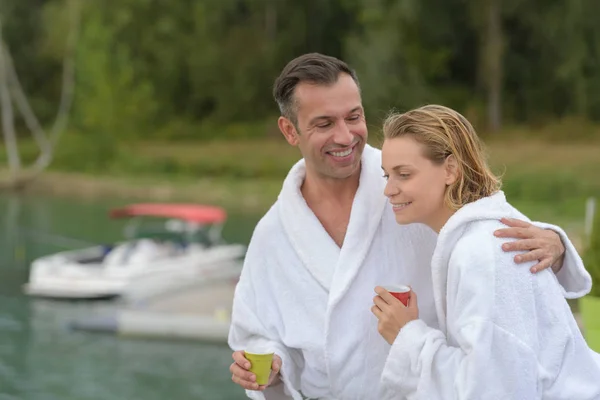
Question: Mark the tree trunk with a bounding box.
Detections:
[265,3,277,41]
[0,0,80,189]
[4,47,53,159]
[0,26,21,178]
[486,0,503,132]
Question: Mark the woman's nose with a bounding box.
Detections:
[383,179,397,198]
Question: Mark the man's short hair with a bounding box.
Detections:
[273,53,360,123]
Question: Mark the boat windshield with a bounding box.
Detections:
[123,217,222,248]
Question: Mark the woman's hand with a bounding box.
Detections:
[371,286,419,345]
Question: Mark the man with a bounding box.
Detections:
[228,53,591,400]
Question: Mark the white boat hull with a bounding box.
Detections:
[23,281,125,299]
[24,242,246,300]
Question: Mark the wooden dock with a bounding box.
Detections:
[70,278,238,343]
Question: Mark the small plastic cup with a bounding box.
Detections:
[244,350,274,385]
[381,284,411,306]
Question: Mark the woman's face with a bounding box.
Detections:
[381,136,455,230]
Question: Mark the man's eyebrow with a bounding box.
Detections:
[310,115,331,122]
[309,107,363,125]
[308,115,332,126]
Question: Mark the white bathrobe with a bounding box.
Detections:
[228,145,592,400]
[381,191,600,400]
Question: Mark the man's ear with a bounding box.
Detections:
[445,154,459,186]
[278,116,299,146]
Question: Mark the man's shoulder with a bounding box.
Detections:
[249,201,284,243]
[365,143,382,155]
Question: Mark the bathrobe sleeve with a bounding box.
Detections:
[500,204,591,298]
[380,240,540,400]
[381,319,539,400]
[228,221,304,400]
[532,221,592,298]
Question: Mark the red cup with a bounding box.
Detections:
[382,284,411,306]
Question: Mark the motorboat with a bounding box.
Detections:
[22,203,246,300]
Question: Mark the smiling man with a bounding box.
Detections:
[227,53,592,400]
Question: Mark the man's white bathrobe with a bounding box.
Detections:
[228,145,592,400]
[381,191,600,399]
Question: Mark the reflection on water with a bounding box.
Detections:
[0,193,257,399]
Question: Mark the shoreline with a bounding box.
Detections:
[2,170,283,214]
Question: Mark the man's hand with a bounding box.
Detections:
[371,287,419,345]
[230,351,282,391]
[494,218,566,274]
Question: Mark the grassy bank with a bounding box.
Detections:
[17,171,285,215]
[485,139,600,228]
[2,137,599,235]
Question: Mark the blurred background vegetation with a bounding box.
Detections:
[0,0,599,223]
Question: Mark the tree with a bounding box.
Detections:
[0,0,80,188]
[484,0,503,132]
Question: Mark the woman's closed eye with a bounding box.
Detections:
[383,173,410,180]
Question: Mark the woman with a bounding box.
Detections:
[372,105,600,399]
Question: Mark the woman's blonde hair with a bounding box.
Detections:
[382,104,501,210]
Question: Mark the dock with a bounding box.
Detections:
[69,277,238,343]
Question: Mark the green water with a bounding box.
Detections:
[0,193,261,400]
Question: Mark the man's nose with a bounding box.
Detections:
[332,122,354,145]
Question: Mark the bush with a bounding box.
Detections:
[52,133,118,172]
[584,203,600,297]
[152,118,279,141]
[502,172,587,203]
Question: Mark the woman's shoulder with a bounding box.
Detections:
[452,219,506,259]
[450,215,535,275]
[446,193,531,255]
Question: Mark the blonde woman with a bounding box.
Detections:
[372,105,600,399]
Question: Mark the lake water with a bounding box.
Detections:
[0,193,261,399]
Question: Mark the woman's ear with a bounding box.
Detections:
[445,155,459,186]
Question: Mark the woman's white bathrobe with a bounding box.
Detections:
[228,145,592,400]
[381,192,600,400]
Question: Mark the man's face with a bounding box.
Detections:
[281,74,367,180]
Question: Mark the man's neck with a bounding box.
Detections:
[300,166,361,248]
[301,167,361,208]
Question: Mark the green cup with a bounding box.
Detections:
[244,351,274,385]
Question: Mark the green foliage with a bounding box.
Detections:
[71,3,157,141]
[584,204,600,297]
[1,0,60,126]
[153,118,279,141]
[3,0,600,140]
[345,0,468,122]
